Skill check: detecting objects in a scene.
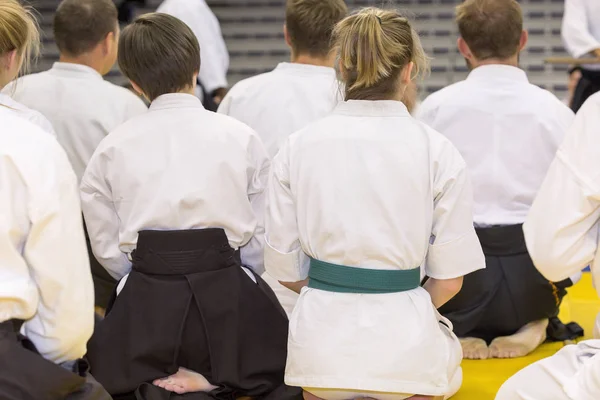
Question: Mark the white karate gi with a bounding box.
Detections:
[264,100,485,397]
[218,62,340,316]
[80,93,269,280]
[0,93,55,135]
[0,109,94,364]
[562,0,600,69]
[218,63,340,158]
[418,65,575,226]
[3,62,148,182]
[157,0,229,94]
[496,92,600,400]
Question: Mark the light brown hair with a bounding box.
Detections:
[0,0,40,76]
[53,0,118,57]
[286,0,348,58]
[333,7,429,101]
[118,13,200,102]
[456,0,523,60]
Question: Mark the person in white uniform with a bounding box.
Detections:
[495,92,600,400]
[264,7,486,400]
[418,0,578,360]
[157,0,229,111]
[562,0,600,112]
[218,0,347,317]
[3,0,148,311]
[81,13,300,400]
[0,2,108,398]
[0,1,53,135]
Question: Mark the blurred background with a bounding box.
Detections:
[29,0,571,101]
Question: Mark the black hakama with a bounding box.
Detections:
[439,224,575,343]
[83,218,116,309]
[86,229,301,400]
[0,320,110,400]
[571,68,600,113]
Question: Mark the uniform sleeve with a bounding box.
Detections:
[563,346,600,400]
[414,95,438,127]
[239,133,270,274]
[425,144,485,279]
[31,111,56,137]
[80,151,131,280]
[264,141,310,282]
[20,142,94,364]
[524,96,600,282]
[562,0,600,58]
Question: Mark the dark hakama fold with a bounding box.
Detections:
[571,68,600,113]
[83,218,117,309]
[87,229,301,400]
[439,224,573,343]
[0,320,110,400]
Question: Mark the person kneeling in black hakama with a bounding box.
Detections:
[80,12,301,400]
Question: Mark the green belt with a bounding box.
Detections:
[308,258,421,294]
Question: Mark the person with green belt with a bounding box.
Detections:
[263,7,486,400]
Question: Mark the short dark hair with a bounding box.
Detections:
[118,13,200,101]
[456,0,523,60]
[286,0,348,58]
[53,0,118,56]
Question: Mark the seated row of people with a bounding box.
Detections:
[0,0,597,399]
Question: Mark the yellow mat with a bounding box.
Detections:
[453,273,600,400]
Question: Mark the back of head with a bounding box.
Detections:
[456,0,523,61]
[0,0,39,78]
[118,13,200,102]
[285,0,348,58]
[333,7,429,101]
[54,0,118,57]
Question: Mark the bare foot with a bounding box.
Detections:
[153,367,218,394]
[459,337,489,359]
[489,319,548,359]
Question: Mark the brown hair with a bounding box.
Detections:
[456,0,523,60]
[53,0,118,57]
[118,13,200,102]
[0,0,40,76]
[286,0,348,58]
[333,7,429,101]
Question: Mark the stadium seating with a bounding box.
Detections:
[31,0,571,100]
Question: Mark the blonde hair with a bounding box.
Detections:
[333,7,429,101]
[0,0,40,77]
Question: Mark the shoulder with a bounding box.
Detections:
[418,81,467,116]
[526,84,575,123]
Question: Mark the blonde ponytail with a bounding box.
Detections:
[333,7,429,101]
[0,0,40,77]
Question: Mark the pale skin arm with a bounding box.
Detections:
[423,276,464,309]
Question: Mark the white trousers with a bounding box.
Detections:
[496,340,600,400]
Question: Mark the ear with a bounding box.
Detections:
[129,80,146,97]
[457,37,473,61]
[283,24,292,49]
[101,31,116,56]
[400,61,414,84]
[519,30,528,51]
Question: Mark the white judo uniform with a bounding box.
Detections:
[218,62,340,316]
[496,92,600,400]
[80,93,269,280]
[157,0,229,95]
[562,0,600,65]
[264,100,485,398]
[3,62,147,182]
[0,109,94,364]
[0,93,55,136]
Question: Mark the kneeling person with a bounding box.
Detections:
[81,13,299,400]
[418,0,578,360]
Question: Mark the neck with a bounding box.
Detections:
[472,55,519,69]
[59,53,105,75]
[0,77,11,91]
[291,52,335,68]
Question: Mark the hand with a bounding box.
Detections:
[279,279,309,294]
[593,48,600,58]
